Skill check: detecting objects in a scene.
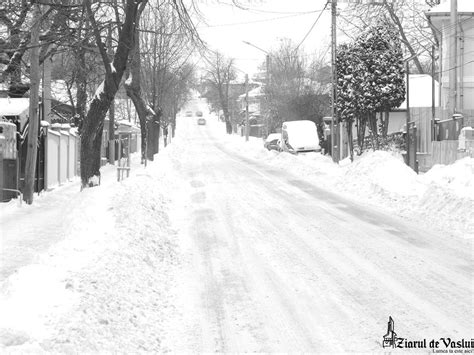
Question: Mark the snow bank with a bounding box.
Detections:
[208,119,473,239]
[0,148,183,351]
[423,157,474,198]
[342,150,426,200]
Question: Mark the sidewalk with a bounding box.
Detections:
[0,153,144,283]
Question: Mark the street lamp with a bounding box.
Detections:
[242,41,271,136]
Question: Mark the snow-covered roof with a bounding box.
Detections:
[427,0,474,15]
[238,86,264,99]
[51,80,75,104]
[0,98,30,116]
[397,74,439,110]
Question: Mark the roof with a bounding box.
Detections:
[396,74,439,110]
[0,98,30,116]
[238,86,264,99]
[51,80,74,104]
[427,0,474,15]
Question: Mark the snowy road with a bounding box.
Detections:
[164,117,473,352]
[1,114,472,353]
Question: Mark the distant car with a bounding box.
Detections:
[185,111,193,117]
[197,118,206,125]
[264,133,281,151]
[196,111,203,117]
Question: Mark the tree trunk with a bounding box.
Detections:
[80,91,109,186]
[80,0,141,187]
[124,2,151,163]
[347,119,354,162]
[382,110,390,138]
[356,115,367,154]
[171,109,177,138]
[368,112,379,150]
[75,13,88,131]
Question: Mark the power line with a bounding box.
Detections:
[198,11,319,28]
[294,0,330,52]
[436,59,474,75]
[217,1,323,15]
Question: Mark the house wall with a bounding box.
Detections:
[432,14,474,111]
[388,111,406,134]
[46,130,60,187]
[59,131,69,183]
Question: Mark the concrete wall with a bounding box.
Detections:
[45,128,80,189]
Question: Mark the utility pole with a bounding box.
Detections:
[266,54,271,136]
[449,0,458,115]
[42,57,52,123]
[331,0,339,162]
[107,25,115,165]
[23,3,41,204]
[406,61,411,166]
[245,74,249,141]
[431,45,436,127]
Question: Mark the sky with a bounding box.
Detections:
[191,0,333,78]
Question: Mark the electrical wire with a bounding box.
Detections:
[198,11,323,29]
[217,1,325,15]
[294,0,330,52]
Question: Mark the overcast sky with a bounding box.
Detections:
[192,0,334,78]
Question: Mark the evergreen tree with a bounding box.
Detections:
[336,21,405,159]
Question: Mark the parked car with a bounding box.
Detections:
[185,111,193,117]
[280,120,321,153]
[264,133,281,151]
[196,111,203,117]
[197,118,206,125]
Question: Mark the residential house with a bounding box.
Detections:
[237,85,266,137]
[426,0,474,118]
[423,0,474,168]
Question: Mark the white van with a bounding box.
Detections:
[280,120,321,153]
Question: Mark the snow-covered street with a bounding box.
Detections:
[1,110,473,352]
[163,116,473,352]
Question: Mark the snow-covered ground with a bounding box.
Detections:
[0,144,182,352]
[0,96,472,352]
[206,119,473,240]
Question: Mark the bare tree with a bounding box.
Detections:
[204,51,236,134]
[80,0,145,187]
[124,1,158,162]
[339,0,437,74]
[0,0,81,95]
[266,39,306,131]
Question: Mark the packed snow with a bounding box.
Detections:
[205,119,473,239]
[0,98,472,352]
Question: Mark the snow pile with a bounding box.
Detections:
[41,166,180,353]
[209,119,473,238]
[423,157,474,198]
[0,185,117,349]
[0,148,183,352]
[418,158,474,236]
[341,150,426,201]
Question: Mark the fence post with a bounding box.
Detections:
[44,127,48,190]
[0,150,3,202]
